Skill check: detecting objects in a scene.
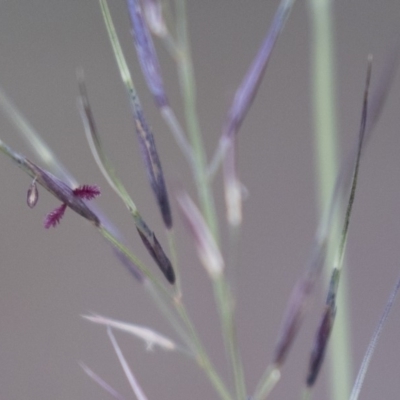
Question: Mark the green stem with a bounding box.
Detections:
[172,3,247,398]
[173,0,219,240]
[175,300,233,400]
[214,277,247,400]
[101,226,231,399]
[307,1,352,399]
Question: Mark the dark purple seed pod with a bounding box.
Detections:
[27,179,39,208]
[306,303,336,386]
[136,227,175,284]
[134,108,172,229]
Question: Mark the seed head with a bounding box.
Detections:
[43,184,101,229]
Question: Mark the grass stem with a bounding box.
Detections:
[307,0,352,398]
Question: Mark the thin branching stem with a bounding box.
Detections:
[214,277,247,400]
[101,224,231,399]
[174,298,233,400]
[173,3,248,398]
[100,226,232,399]
[173,0,218,240]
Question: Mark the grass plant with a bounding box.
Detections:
[0,1,400,399]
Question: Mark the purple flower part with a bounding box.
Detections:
[126,0,168,108]
[44,203,67,229]
[73,184,101,200]
[27,180,39,208]
[223,0,294,140]
[135,108,172,228]
[136,227,175,284]
[24,159,100,227]
[306,304,336,387]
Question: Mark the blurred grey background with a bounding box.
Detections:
[0,1,399,399]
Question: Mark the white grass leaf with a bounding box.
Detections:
[107,327,149,400]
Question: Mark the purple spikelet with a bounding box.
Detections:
[43,184,101,229]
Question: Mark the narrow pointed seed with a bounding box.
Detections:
[78,74,172,229]
[209,0,296,174]
[224,0,295,139]
[306,268,339,386]
[273,57,374,368]
[137,227,175,284]
[126,0,168,108]
[134,107,172,229]
[306,303,336,386]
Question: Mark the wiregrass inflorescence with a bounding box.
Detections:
[1,1,400,400]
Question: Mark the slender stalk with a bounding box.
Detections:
[172,3,247,399]
[144,278,192,351]
[214,277,247,400]
[173,0,218,239]
[177,190,246,399]
[102,226,232,400]
[307,0,352,399]
[174,299,233,400]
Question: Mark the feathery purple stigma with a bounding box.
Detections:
[73,184,101,200]
[44,203,67,229]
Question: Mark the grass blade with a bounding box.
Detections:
[107,327,149,400]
